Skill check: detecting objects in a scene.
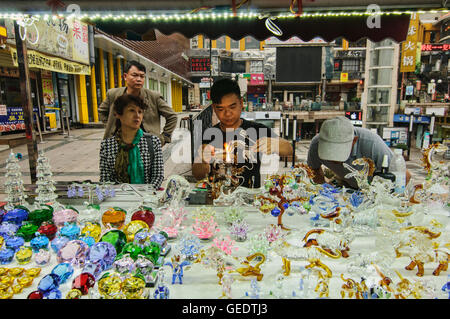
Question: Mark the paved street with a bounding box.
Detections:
[0,117,443,201]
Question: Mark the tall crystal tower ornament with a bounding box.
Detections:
[4,152,27,209]
[34,151,58,205]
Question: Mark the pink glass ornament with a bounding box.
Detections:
[53,208,78,228]
[191,216,220,240]
[57,240,90,268]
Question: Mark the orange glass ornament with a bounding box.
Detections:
[102,207,127,229]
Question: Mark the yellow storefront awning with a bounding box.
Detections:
[9,47,90,76]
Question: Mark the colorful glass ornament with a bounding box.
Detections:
[113,255,136,276]
[56,240,90,268]
[59,223,80,240]
[45,288,62,299]
[65,289,82,299]
[52,207,78,228]
[78,204,101,225]
[25,267,41,278]
[0,223,19,238]
[50,235,70,253]
[37,274,60,296]
[72,272,95,295]
[123,220,149,242]
[131,206,155,229]
[30,233,49,252]
[89,242,117,270]
[16,224,39,242]
[100,230,127,255]
[5,235,24,252]
[51,262,74,284]
[27,290,44,299]
[119,242,142,261]
[98,273,123,298]
[34,249,51,266]
[28,205,53,226]
[229,220,250,242]
[37,222,58,240]
[101,207,126,229]
[2,207,29,225]
[82,261,105,279]
[81,222,102,242]
[15,246,33,264]
[122,275,146,299]
[80,236,96,247]
[142,242,161,265]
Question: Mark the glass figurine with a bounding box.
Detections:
[164,255,191,284]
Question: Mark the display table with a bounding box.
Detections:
[4,183,449,300]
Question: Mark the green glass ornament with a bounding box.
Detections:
[16,224,39,242]
[142,242,161,264]
[28,205,54,226]
[100,230,127,255]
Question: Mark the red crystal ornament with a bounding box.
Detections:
[131,207,155,229]
[72,272,96,295]
[27,291,44,299]
[38,222,58,240]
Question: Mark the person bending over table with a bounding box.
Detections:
[307,116,411,189]
[99,94,164,189]
[192,78,293,188]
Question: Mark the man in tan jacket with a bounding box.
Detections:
[98,60,178,146]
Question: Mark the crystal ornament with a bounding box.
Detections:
[80,236,96,247]
[100,230,127,255]
[4,152,27,209]
[45,288,62,299]
[53,208,78,228]
[82,261,105,279]
[98,273,123,298]
[60,223,80,240]
[51,262,74,284]
[37,274,60,296]
[34,249,51,266]
[102,207,126,229]
[5,235,25,251]
[57,240,90,267]
[28,205,54,227]
[131,207,155,229]
[72,272,95,295]
[122,275,146,299]
[78,204,101,225]
[37,222,58,240]
[113,255,136,275]
[16,223,39,242]
[123,220,149,242]
[34,151,58,204]
[15,246,33,264]
[51,235,70,253]
[2,207,29,225]
[0,248,15,264]
[30,233,49,252]
[65,289,82,299]
[27,291,44,299]
[81,222,102,242]
[88,242,117,269]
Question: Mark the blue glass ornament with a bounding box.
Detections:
[5,235,25,252]
[30,233,49,252]
[282,202,289,209]
[45,288,62,299]
[3,208,29,225]
[270,207,281,217]
[51,262,74,284]
[77,187,84,197]
[80,236,96,247]
[0,248,15,264]
[0,223,19,238]
[150,233,167,249]
[60,223,80,240]
[349,191,364,208]
[38,274,60,296]
[51,235,70,253]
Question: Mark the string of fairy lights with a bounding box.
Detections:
[0,9,448,22]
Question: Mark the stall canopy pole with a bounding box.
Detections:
[14,20,38,184]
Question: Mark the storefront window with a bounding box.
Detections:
[215,36,227,49]
[370,49,394,67]
[230,37,240,49]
